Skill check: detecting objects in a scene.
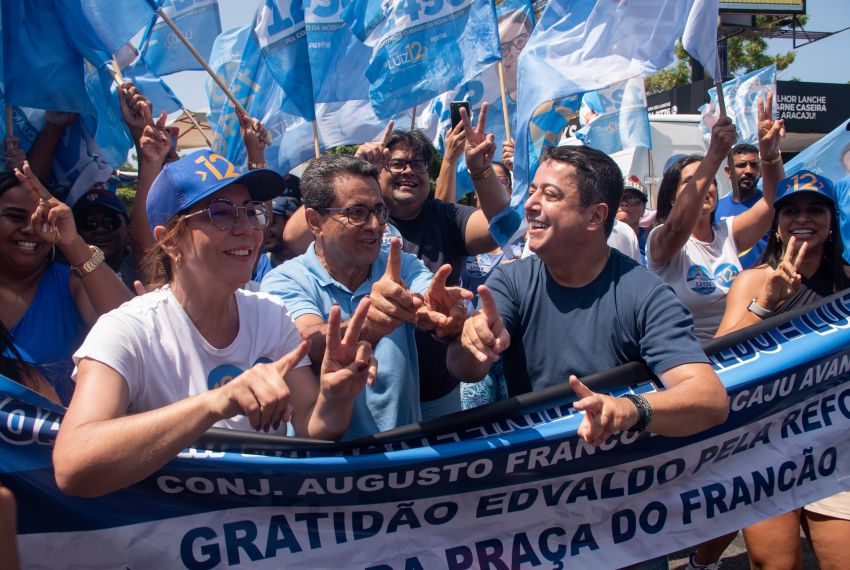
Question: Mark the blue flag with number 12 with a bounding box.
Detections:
[342,0,501,119]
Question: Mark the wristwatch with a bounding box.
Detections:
[747,298,774,319]
[73,245,105,277]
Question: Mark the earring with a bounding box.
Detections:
[175,254,183,269]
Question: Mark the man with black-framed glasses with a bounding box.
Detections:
[261,155,471,440]
[72,184,135,289]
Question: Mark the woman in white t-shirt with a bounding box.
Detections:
[53,149,376,498]
[646,100,784,341]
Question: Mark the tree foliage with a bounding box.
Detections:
[645,14,806,95]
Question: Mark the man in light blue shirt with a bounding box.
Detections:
[261,155,469,439]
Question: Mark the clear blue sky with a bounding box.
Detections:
[166,0,850,112]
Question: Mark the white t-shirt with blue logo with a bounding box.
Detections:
[646,217,741,342]
[73,286,309,434]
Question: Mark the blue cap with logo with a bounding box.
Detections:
[774,170,835,209]
[72,180,128,218]
[146,149,284,234]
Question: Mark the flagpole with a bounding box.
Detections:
[155,7,272,146]
[714,57,740,201]
[182,107,213,147]
[311,120,320,159]
[410,106,417,131]
[497,62,512,141]
[111,56,126,85]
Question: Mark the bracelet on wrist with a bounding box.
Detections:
[248,161,268,170]
[622,393,652,433]
[72,245,105,277]
[747,298,775,319]
[469,165,493,181]
[760,152,782,166]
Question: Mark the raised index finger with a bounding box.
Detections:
[475,101,489,135]
[431,264,451,293]
[380,120,395,144]
[16,162,52,201]
[569,375,594,399]
[384,237,403,282]
[792,240,808,269]
[477,285,499,322]
[764,90,774,120]
[343,297,371,346]
[325,305,343,356]
[274,339,310,376]
[459,106,474,136]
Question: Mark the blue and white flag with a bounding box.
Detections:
[576,77,652,155]
[254,0,315,121]
[683,0,721,79]
[1,1,93,114]
[495,0,720,247]
[0,104,114,200]
[206,26,250,148]
[78,63,134,186]
[305,0,412,148]
[49,118,116,205]
[53,0,157,66]
[783,118,850,187]
[208,25,313,174]
[120,57,183,116]
[699,65,776,145]
[341,0,502,119]
[417,0,534,200]
[140,0,222,76]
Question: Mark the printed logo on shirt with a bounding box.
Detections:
[207,357,274,390]
[381,223,403,249]
[464,255,489,278]
[686,264,716,295]
[714,263,740,289]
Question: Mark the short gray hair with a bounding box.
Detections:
[300,154,379,210]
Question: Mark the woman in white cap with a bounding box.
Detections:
[54,150,376,497]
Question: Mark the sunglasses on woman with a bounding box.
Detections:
[184,199,270,230]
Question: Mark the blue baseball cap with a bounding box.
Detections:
[774,170,835,209]
[146,149,284,234]
[72,181,128,218]
[272,196,300,217]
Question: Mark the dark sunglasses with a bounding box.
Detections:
[76,213,123,232]
[619,196,645,207]
[317,204,390,226]
[184,199,270,231]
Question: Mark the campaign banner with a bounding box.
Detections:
[4,293,850,568]
[699,65,776,145]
